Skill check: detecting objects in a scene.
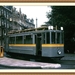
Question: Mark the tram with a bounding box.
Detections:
[4,26,64,59]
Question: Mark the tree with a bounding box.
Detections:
[46,6,75,53]
[46,6,75,28]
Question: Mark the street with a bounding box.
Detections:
[55,60,75,69]
[0,53,75,69]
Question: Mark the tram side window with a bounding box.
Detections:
[9,37,15,44]
[16,36,22,44]
[24,35,32,44]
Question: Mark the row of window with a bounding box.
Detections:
[0,7,11,19]
[9,32,64,44]
[0,7,12,28]
[0,18,12,28]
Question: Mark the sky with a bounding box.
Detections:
[14,6,51,27]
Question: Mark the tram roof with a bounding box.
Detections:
[8,26,63,35]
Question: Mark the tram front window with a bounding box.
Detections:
[51,32,63,44]
[61,32,64,44]
[57,32,60,44]
[24,35,32,44]
[51,32,55,44]
[47,32,50,44]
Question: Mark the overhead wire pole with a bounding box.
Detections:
[36,18,37,28]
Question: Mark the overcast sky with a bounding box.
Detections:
[14,6,51,27]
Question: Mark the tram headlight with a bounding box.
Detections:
[57,50,61,55]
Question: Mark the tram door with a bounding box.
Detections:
[36,34,42,56]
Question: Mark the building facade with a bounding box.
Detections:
[11,7,35,30]
[0,6,35,47]
[0,6,12,46]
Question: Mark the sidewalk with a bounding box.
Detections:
[0,57,61,69]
